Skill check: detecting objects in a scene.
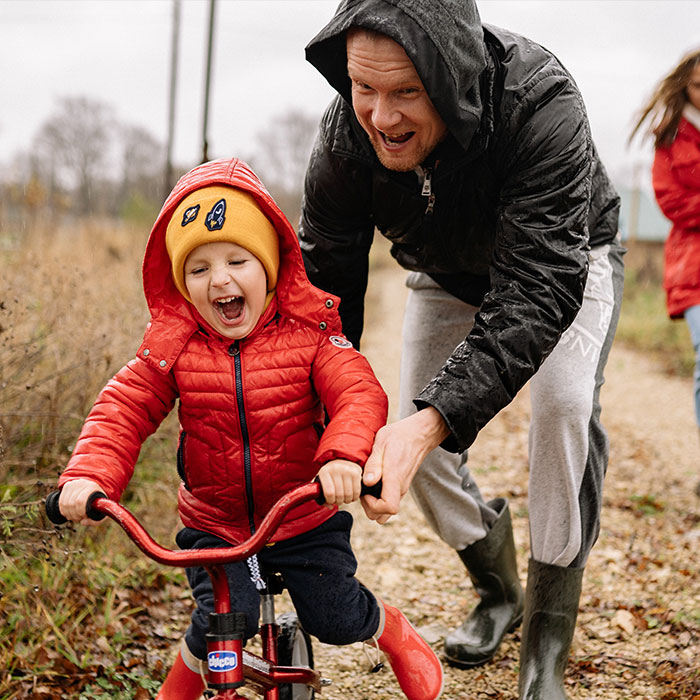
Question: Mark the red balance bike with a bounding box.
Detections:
[45,480,381,700]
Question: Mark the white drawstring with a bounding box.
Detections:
[245,553,267,591]
[362,636,385,674]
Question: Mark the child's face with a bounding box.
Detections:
[184,241,268,340]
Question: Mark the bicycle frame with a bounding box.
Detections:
[47,482,329,699]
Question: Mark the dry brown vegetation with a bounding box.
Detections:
[1,229,699,699]
[1,220,150,478]
[1,222,183,698]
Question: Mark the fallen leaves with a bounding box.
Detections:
[4,268,700,699]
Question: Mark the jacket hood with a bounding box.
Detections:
[305,0,487,151]
[140,158,342,369]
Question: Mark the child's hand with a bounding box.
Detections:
[317,460,363,507]
[58,478,106,526]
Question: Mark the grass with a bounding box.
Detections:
[616,267,695,377]
[0,223,694,697]
[1,486,185,697]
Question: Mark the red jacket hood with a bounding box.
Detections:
[140,158,343,371]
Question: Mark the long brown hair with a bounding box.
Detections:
[630,48,700,148]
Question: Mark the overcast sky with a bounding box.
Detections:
[2,0,699,191]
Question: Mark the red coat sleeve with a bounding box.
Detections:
[58,357,178,500]
[310,335,388,467]
[653,133,700,232]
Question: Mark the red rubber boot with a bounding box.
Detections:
[377,602,444,700]
[156,649,206,700]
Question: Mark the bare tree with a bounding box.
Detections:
[117,124,165,217]
[248,109,320,226]
[33,97,115,215]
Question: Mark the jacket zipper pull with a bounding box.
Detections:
[421,167,436,215]
[421,167,432,196]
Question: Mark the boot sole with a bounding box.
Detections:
[444,613,523,669]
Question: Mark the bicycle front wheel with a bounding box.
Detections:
[276,612,315,700]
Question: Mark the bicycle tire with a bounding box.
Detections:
[276,612,315,700]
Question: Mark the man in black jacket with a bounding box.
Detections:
[299,2,624,697]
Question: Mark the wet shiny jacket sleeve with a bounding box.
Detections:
[299,106,375,349]
[416,75,592,452]
[57,357,178,500]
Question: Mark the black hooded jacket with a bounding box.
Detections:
[299,0,621,453]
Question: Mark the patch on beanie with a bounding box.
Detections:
[181,204,200,226]
[205,198,227,231]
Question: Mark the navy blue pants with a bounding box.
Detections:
[176,510,380,660]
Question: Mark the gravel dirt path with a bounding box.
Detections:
[297,250,700,700]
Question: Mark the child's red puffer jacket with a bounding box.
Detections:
[653,116,700,318]
[59,158,388,544]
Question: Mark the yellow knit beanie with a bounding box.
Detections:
[165,185,279,301]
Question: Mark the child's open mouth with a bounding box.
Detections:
[215,296,244,321]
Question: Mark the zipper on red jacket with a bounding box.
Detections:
[228,340,256,534]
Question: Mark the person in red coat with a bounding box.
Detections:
[632,48,700,496]
[56,157,443,700]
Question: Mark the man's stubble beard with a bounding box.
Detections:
[369,132,437,173]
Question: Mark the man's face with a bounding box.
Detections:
[346,30,447,172]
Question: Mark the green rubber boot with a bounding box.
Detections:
[518,559,584,700]
[444,498,524,668]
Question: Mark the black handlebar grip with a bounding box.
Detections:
[45,490,67,525]
[44,489,108,524]
[360,480,383,499]
[85,491,108,521]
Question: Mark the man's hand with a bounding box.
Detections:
[317,459,363,507]
[361,407,450,524]
[58,478,106,526]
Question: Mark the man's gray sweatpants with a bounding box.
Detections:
[400,241,625,568]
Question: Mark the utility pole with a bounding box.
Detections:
[164,0,181,198]
[201,0,216,164]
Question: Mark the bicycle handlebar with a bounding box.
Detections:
[45,489,107,524]
[45,479,383,568]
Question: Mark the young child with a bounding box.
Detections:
[57,157,443,700]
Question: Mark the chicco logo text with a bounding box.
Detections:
[208,650,239,672]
